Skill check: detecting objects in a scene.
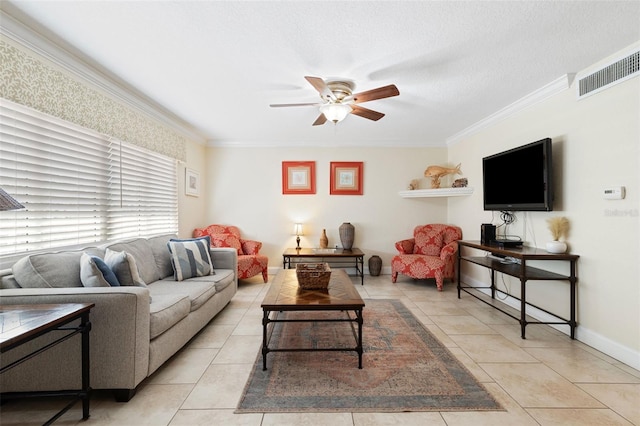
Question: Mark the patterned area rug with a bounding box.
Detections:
[236,299,502,413]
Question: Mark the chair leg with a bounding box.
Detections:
[262,269,268,283]
[391,272,398,283]
[435,271,444,291]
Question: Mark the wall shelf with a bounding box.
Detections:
[398,187,474,198]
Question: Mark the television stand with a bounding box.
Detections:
[457,240,579,339]
[493,239,523,248]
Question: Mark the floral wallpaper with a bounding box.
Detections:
[0,39,186,161]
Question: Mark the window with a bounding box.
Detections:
[0,99,178,259]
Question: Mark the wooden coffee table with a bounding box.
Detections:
[261,269,365,370]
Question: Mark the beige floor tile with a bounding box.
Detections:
[148,348,217,384]
[441,382,539,426]
[86,384,193,425]
[188,324,235,348]
[213,334,262,364]
[447,347,494,382]
[169,409,263,426]
[481,363,605,408]
[430,315,498,335]
[353,411,446,425]
[261,412,354,426]
[578,383,640,425]
[526,408,634,425]
[464,306,518,325]
[450,334,539,363]
[489,323,574,348]
[414,300,470,316]
[181,363,252,409]
[525,347,640,383]
[213,307,248,325]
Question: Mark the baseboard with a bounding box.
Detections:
[461,273,640,371]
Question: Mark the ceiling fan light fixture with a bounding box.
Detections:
[319,103,351,123]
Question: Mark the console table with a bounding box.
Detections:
[457,240,578,339]
[282,248,365,285]
[0,303,94,424]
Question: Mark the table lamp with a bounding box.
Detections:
[0,188,24,211]
[293,223,303,250]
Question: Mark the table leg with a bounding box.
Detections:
[261,309,269,370]
[80,312,91,420]
[356,309,363,369]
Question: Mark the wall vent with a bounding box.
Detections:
[578,50,639,98]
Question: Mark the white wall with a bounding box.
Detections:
[447,42,640,368]
[201,146,452,270]
[178,141,208,238]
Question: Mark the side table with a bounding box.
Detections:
[282,248,365,285]
[1,303,94,424]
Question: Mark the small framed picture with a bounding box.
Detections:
[282,161,316,194]
[330,161,363,195]
[185,168,200,197]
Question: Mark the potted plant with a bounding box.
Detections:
[546,216,569,253]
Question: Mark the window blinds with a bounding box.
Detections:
[0,99,178,258]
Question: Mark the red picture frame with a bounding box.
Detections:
[330,161,363,195]
[282,161,316,194]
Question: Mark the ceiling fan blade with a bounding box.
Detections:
[312,113,327,126]
[352,84,399,104]
[350,105,385,121]
[269,102,319,108]
[304,76,336,102]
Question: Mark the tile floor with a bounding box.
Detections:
[2,274,639,426]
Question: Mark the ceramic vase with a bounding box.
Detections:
[319,229,328,249]
[368,255,382,276]
[545,241,567,253]
[339,222,355,250]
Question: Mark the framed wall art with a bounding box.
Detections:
[282,161,316,194]
[185,168,200,197]
[330,161,363,195]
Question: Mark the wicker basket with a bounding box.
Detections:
[296,263,331,290]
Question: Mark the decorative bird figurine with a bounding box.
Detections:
[424,163,462,188]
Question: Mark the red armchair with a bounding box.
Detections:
[391,224,462,290]
[193,224,268,283]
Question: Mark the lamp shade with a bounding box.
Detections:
[319,103,352,123]
[293,223,304,236]
[0,188,24,211]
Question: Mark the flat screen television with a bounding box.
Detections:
[482,138,553,211]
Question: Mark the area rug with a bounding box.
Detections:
[236,299,502,413]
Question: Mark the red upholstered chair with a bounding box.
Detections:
[391,224,462,291]
[193,224,268,283]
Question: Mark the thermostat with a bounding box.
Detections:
[603,186,625,200]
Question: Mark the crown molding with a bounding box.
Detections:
[0,9,206,144]
[446,74,574,146]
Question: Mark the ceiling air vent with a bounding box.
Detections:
[578,50,639,98]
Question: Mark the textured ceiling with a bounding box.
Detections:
[3,1,640,147]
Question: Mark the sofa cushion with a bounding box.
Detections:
[105,249,147,287]
[149,294,191,339]
[12,247,104,288]
[80,253,119,287]
[210,233,243,255]
[149,278,221,312]
[167,237,213,281]
[148,234,176,279]
[103,238,160,284]
[181,269,235,293]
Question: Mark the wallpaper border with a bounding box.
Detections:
[0,34,187,161]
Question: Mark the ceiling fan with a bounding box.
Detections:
[270,76,399,126]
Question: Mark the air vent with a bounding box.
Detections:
[578,51,639,98]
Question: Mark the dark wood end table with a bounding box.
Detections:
[1,303,94,424]
[282,247,365,285]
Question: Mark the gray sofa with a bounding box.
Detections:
[0,234,237,402]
